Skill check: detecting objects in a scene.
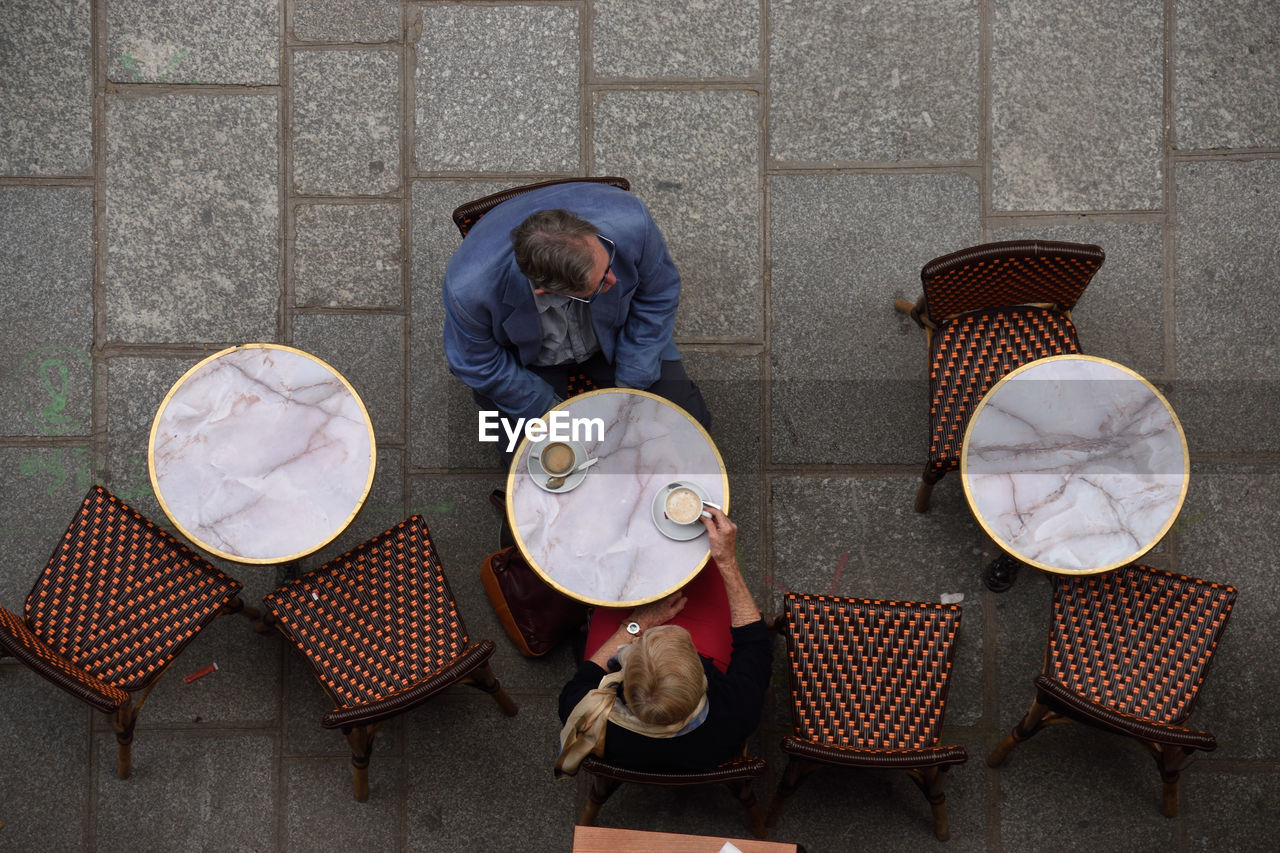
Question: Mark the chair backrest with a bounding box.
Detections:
[451,176,631,238]
[1046,565,1236,726]
[782,592,962,750]
[921,240,1105,320]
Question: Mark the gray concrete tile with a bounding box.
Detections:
[1174,0,1280,150]
[413,4,578,172]
[410,180,517,471]
[1174,464,1280,761]
[283,757,401,848]
[1174,159,1280,453]
[771,475,986,727]
[989,223,1165,377]
[291,48,400,196]
[293,312,405,444]
[1183,771,1280,851]
[591,0,759,80]
[94,730,277,851]
[769,173,979,464]
[594,90,762,341]
[994,726,1179,850]
[294,202,402,308]
[0,447,95,608]
[991,0,1163,211]
[293,0,400,44]
[0,666,90,851]
[0,0,91,175]
[105,95,278,344]
[403,694,576,852]
[0,187,94,436]
[108,0,278,84]
[768,0,977,163]
[990,565,1056,730]
[678,349,762,478]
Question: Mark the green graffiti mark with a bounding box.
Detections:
[18,447,92,497]
[39,358,71,428]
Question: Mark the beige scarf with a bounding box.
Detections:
[555,669,709,778]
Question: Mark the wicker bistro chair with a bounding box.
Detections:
[578,753,769,839]
[260,515,518,801]
[894,240,1105,513]
[767,593,967,841]
[987,564,1237,817]
[0,484,247,779]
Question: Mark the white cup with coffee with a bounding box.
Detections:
[539,441,577,477]
[663,485,704,526]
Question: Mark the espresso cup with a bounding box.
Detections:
[540,441,576,476]
[664,486,703,525]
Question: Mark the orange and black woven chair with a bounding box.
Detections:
[987,564,1236,817]
[260,515,518,801]
[0,484,246,779]
[577,752,769,839]
[894,240,1105,513]
[768,592,967,841]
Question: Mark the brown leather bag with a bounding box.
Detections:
[480,545,587,657]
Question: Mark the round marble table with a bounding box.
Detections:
[506,389,729,607]
[961,355,1188,588]
[148,344,376,564]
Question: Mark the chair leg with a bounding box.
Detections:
[221,594,261,623]
[579,773,622,826]
[765,758,819,828]
[906,765,953,841]
[110,700,140,779]
[464,662,519,717]
[914,467,943,513]
[987,697,1052,767]
[344,722,381,802]
[1157,745,1194,818]
[728,778,767,839]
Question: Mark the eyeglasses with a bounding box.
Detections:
[565,235,615,304]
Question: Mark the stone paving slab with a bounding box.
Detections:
[293,0,401,44]
[1174,159,1280,453]
[293,312,405,444]
[294,202,403,308]
[413,4,578,173]
[594,90,762,342]
[1174,0,1280,150]
[769,0,978,163]
[107,0,278,85]
[1182,771,1280,851]
[592,0,759,80]
[283,756,402,850]
[991,0,1163,211]
[292,48,400,196]
[0,0,92,175]
[105,94,278,344]
[769,173,979,464]
[0,187,94,436]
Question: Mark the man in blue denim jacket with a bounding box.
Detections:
[443,182,710,458]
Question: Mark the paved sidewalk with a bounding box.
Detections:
[1,1,1278,851]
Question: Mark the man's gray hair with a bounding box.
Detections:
[511,209,599,295]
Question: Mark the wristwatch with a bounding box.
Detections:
[625,621,641,637]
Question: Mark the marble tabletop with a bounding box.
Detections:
[961,355,1188,574]
[148,344,376,564]
[506,389,728,607]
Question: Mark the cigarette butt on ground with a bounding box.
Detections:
[184,662,218,684]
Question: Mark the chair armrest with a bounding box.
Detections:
[0,607,129,712]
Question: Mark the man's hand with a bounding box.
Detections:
[700,506,738,569]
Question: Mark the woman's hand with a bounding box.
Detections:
[700,506,738,569]
[630,590,687,631]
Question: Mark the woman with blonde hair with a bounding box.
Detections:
[556,508,771,775]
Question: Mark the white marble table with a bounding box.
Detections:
[148,344,376,564]
[506,389,729,607]
[961,355,1188,578]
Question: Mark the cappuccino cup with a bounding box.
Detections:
[540,442,576,476]
[664,486,703,525]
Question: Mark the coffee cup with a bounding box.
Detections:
[540,441,576,477]
[664,486,703,525]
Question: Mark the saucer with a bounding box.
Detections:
[527,439,590,494]
[651,480,710,541]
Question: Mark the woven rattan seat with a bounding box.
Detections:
[895,240,1105,512]
[0,485,246,778]
[450,176,631,238]
[767,593,967,840]
[987,564,1237,817]
[261,515,517,801]
[578,753,769,839]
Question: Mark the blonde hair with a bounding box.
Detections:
[622,625,706,726]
